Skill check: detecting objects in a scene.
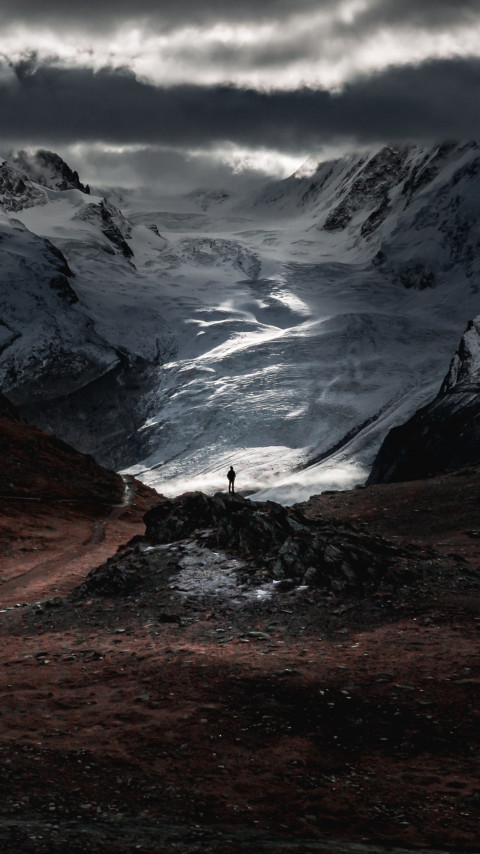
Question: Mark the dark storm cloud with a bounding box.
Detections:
[356,0,480,31]
[77,146,270,193]
[2,57,480,150]
[0,0,332,32]
[2,0,480,36]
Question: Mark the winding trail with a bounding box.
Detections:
[0,476,153,606]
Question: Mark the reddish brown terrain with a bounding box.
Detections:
[1,394,480,853]
[0,392,157,605]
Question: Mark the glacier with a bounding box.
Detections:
[2,143,480,503]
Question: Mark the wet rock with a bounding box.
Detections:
[143,491,419,595]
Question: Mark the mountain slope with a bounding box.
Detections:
[0,154,161,467]
[367,316,480,483]
[0,390,158,603]
[0,391,123,502]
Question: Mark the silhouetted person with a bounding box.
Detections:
[227,465,236,494]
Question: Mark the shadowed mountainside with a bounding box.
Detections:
[368,316,480,484]
[0,391,124,503]
[0,391,159,603]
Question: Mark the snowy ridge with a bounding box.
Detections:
[2,143,480,500]
[12,149,90,194]
[0,209,115,397]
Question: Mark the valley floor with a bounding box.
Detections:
[1,470,480,852]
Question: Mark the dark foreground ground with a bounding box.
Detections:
[1,467,480,853]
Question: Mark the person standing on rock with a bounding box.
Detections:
[227,465,236,494]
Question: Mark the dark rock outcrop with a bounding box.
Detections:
[367,391,480,484]
[323,146,410,234]
[144,491,312,557]
[74,198,133,258]
[0,151,90,213]
[143,491,416,595]
[368,316,480,483]
[0,161,47,210]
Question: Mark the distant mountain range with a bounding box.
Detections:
[2,143,480,502]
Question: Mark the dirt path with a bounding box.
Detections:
[0,476,156,607]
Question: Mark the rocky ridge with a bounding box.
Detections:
[0,161,48,211]
[73,197,134,259]
[12,149,90,194]
[0,150,90,212]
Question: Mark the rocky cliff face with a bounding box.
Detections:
[368,316,480,483]
[440,316,480,392]
[12,149,90,194]
[0,161,48,211]
[74,197,133,258]
[0,150,90,212]
[254,141,480,293]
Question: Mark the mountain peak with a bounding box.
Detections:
[12,149,90,194]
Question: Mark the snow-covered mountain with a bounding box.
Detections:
[1,143,480,501]
[0,153,163,465]
[368,315,480,483]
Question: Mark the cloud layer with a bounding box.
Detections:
[2,0,480,33]
[0,1,346,32]
[2,57,480,153]
[2,1,480,91]
[1,1,480,187]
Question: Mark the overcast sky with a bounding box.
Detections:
[1,1,480,190]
